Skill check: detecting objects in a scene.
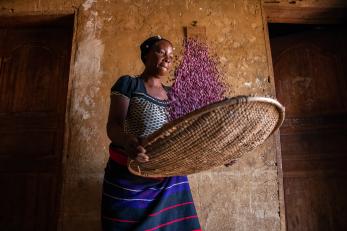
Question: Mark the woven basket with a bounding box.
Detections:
[128,95,285,177]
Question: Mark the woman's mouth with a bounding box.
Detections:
[159,64,168,70]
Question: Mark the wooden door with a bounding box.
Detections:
[0,18,73,230]
[271,26,347,231]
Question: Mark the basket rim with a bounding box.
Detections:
[141,95,285,147]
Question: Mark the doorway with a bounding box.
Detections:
[269,23,347,231]
[0,15,74,230]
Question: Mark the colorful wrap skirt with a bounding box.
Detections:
[101,147,202,231]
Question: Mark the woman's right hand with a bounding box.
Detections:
[124,135,149,163]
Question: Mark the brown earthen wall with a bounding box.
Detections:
[3,0,341,230]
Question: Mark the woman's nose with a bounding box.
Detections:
[164,55,172,63]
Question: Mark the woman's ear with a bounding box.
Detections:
[143,54,151,66]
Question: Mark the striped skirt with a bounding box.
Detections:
[101,148,201,231]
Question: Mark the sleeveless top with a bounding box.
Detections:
[110,75,170,142]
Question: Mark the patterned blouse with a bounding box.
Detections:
[110,75,170,140]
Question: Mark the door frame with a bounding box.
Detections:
[260,3,347,231]
[0,9,78,230]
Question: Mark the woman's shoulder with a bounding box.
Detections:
[112,75,134,86]
[111,75,141,98]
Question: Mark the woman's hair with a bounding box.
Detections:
[140,35,171,63]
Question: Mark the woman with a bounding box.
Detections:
[102,36,202,231]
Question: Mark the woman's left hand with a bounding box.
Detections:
[135,145,149,163]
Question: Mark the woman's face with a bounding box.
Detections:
[144,40,173,76]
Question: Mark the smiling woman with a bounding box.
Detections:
[102,36,201,231]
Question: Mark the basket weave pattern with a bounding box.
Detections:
[128,96,284,177]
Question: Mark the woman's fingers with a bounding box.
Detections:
[136,145,149,162]
[125,136,149,162]
[136,152,149,163]
[136,145,146,154]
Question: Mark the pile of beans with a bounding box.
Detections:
[168,38,225,120]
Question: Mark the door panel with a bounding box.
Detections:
[271,26,347,231]
[0,19,73,231]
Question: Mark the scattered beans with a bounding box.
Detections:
[168,38,225,120]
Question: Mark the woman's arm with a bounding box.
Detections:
[107,94,149,162]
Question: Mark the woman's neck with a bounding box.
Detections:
[140,71,163,87]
